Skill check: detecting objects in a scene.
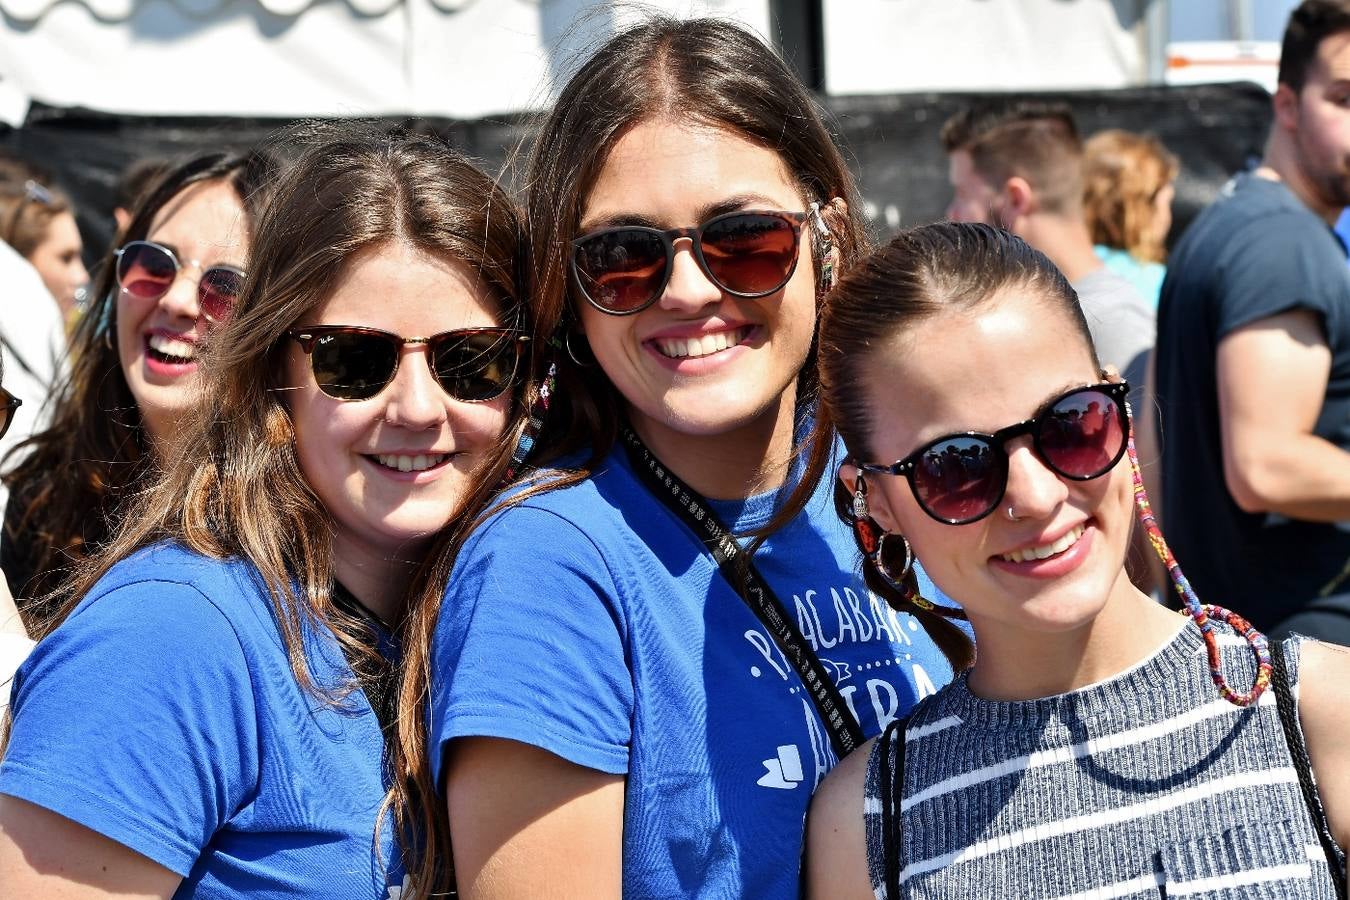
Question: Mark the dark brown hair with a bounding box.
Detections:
[1083,129,1179,264]
[51,124,530,891]
[1279,0,1350,92]
[806,222,1099,672]
[1,151,276,619]
[940,101,1084,217]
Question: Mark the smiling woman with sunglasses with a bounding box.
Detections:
[416,17,958,900]
[0,151,275,620]
[0,127,530,898]
[802,223,1349,899]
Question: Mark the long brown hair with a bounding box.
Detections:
[1,151,276,621]
[47,125,530,887]
[391,16,872,896]
[806,222,1100,672]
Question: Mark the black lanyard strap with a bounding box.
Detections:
[620,426,866,758]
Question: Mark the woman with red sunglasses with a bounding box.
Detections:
[0,128,532,898]
[412,17,959,900]
[803,223,1348,899]
[0,151,276,621]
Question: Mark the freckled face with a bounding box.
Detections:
[576,118,819,443]
[854,289,1136,636]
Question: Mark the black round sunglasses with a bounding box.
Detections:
[857,382,1131,525]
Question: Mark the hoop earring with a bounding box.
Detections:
[872,532,914,591]
[851,472,964,618]
[563,330,593,368]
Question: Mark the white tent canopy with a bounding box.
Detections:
[0,0,772,125]
[2,0,1160,127]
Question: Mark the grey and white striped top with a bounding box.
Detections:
[863,623,1346,899]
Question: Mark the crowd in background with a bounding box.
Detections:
[0,2,1345,899]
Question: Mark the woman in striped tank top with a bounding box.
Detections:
[801,223,1349,899]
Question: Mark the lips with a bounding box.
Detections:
[146,332,197,364]
[369,453,450,473]
[999,523,1087,563]
[651,326,753,360]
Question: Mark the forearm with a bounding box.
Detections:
[1225,431,1350,521]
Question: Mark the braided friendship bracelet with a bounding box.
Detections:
[502,359,558,483]
[1128,432,1271,707]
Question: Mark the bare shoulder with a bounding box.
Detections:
[804,735,879,900]
[1295,640,1350,849]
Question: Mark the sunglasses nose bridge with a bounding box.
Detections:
[1001,434,1071,520]
[661,236,724,309]
[380,343,452,428]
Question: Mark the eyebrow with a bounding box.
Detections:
[577,192,793,233]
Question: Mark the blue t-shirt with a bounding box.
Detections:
[430,444,956,899]
[0,543,406,899]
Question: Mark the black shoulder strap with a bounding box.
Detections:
[878,716,908,900]
[620,426,866,758]
[331,581,397,740]
[1270,639,1347,898]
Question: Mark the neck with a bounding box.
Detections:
[964,572,1185,702]
[628,383,800,501]
[143,410,189,468]
[1019,213,1103,283]
[330,533,421,626]
[1259,137,1340,225]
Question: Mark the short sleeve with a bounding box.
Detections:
[0,580,260,876]
[1215,215,1347,340]
[429,505,634,785]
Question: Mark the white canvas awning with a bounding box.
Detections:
[0,0,772,125]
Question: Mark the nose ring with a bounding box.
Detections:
[1006,505,1017,521]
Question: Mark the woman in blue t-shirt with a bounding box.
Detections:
[417,17,963,900]
[0,128,532,898]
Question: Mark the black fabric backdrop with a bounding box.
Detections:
[0,81,1273,268]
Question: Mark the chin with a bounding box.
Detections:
[995,577,1116,634]
[655,391,786,437]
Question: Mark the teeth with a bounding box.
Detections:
[654,328,748,359]
[374,453,446,473]
[148,334,196,360]
[1001,524,1085,563]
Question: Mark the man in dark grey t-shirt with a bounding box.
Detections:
[1155,0,1350,639]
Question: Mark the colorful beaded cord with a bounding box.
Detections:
[1128,431,1271,707]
